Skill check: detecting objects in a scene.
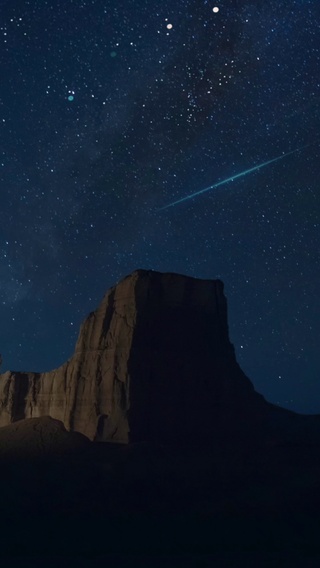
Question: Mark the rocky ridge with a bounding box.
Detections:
[0,269,318,450]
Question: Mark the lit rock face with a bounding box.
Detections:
[0,270,268,444]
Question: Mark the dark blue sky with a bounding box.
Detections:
[1,0,319,413]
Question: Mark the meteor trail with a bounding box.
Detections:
[157,145,308,211]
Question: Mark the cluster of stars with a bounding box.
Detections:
[0,0,319,414]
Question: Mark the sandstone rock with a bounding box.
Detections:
[0,269,309,447]
[0,416,89,458]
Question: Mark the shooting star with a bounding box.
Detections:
[157,145,308,211]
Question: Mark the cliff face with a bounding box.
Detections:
[1,270,320,562]
[0,270,269,444]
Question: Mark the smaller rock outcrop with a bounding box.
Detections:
[0,416,90,458]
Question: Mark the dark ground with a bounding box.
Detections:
[1,436,320,567]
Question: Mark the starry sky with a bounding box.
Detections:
[1,0,320,413]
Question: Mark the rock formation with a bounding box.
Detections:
[0,269,318,449]
[1,269,320,563]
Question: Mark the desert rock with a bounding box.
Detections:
[0,269,313,448]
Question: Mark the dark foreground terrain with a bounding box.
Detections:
[0,418,320,567]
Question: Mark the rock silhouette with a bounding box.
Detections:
[0,269,319,453]
[0,270,319,564]
[0,270,269,445]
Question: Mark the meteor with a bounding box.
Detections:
[157,145,308,211]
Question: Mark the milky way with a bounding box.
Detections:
[1,0,320,413]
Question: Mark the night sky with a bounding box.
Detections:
[1,0,319,413]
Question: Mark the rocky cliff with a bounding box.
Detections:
[1,270,320,563]
[0,269,300,445]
